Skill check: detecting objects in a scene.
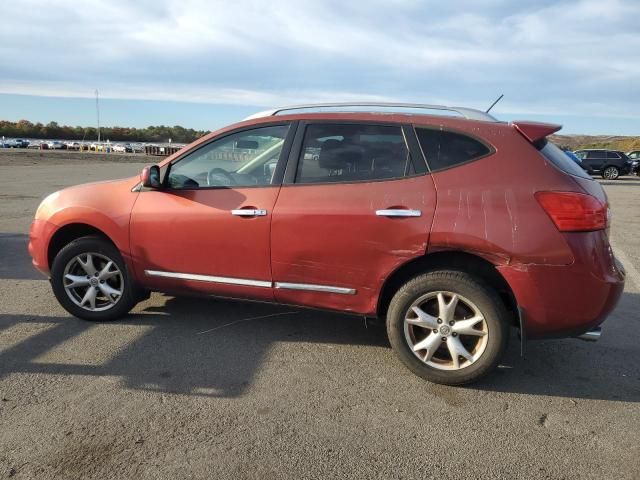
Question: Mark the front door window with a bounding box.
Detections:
[167,124,290,189]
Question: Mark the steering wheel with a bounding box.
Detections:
[207,168,236,186]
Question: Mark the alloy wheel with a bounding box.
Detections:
[603,166,619,180]
[62,252,124,312]
[404,291,489,370]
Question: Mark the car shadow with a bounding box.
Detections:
[470,290,640,402]
[0,233,44,280]
[0,291,638,402]
[0,296,388,398]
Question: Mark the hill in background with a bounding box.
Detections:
[551,134,640,152]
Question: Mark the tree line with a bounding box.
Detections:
[0,120,209,143]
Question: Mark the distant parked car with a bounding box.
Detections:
[47,141,65,150]
[66,142,81,151]
[112,144,126,153]
[1,139,29,148]
[573,149,632,180]
[627,151,640,175]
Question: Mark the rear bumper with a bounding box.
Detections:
[498,231,625,338]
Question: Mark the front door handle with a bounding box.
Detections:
[231,208,267,216]
[376,209,422,217]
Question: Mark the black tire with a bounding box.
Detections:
[50,236,139,321]
[602,166,620,180]
[386,270,509,385]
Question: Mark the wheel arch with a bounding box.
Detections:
[377,250,518,326]
[47,223,117,270]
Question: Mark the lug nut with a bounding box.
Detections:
[442,337,447,342]
[433,329,438,334]
[449,321,455,326]
[437,319,442,324]
[452,333,458,337]
[86,276,90,279]
[100,280,104,284]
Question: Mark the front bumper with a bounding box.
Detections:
[28,219,58,276]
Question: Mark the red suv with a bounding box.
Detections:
[28,103,625,385]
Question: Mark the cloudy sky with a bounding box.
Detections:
[0,0,638,134]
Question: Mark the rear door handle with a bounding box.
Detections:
[231,209,267,216]
[376,209,422,217]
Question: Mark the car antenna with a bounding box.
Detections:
[486,94,504,113]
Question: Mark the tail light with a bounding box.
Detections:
[535,191,608,232]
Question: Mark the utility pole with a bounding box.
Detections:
[95,89,101,143]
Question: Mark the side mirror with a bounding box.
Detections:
[141,165,161,188]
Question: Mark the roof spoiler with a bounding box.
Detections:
[511,121,562,143]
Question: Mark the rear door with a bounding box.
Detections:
[270,122,436,315]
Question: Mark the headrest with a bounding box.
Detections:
[318,139,362,170]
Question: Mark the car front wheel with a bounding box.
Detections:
[386,270,509,385]
[50,236,139,321]
[602,166,620,180]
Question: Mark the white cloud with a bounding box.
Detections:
[0,0,638,119]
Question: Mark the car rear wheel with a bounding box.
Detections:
[602,166,620,180]
[51,236,139,321]
[386,270,509,385]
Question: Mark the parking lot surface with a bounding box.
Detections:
[1,151,639,479]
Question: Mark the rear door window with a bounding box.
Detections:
[294,124,415,184]
[415,128,492,171]
[606,151,621,159]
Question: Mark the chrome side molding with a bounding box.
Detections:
[576,327,602,342]
[274,282,356,295]
[144,270,356,295]
[144,270,272,288]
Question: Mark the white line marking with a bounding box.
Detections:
[196,311,299,335]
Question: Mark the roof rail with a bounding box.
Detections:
[244,102,498,122]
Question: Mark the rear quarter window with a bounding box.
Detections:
[415,128,492,171]
[536,140,592,179]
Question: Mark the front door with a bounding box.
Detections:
[270,122,436,314]
[130,123,294,301]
